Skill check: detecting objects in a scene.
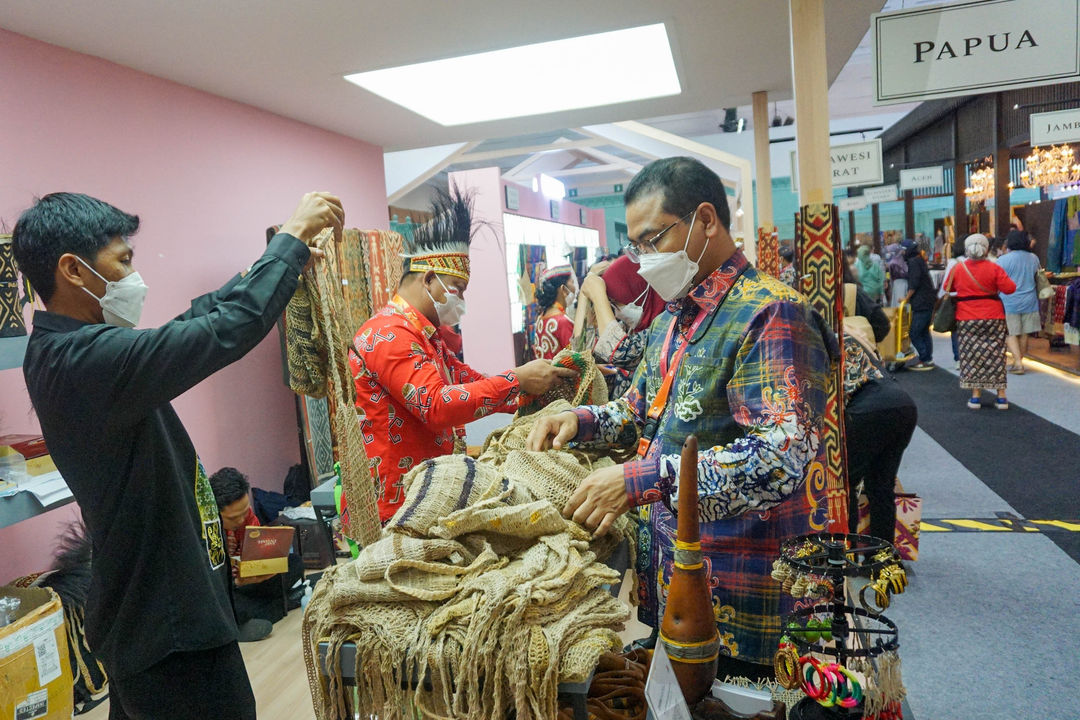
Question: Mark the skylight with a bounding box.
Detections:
[344,24,681,126]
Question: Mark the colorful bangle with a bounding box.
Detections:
[799,656,831,701]
[773,643,800,689]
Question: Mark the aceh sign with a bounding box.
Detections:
[790,139,883,191]
[873,0,1080,105]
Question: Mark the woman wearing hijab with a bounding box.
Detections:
[533,265,576,360]
[855,244,886,303]
[943,233,1017,409]
[996,229,1043,374]
[579,255,667,397]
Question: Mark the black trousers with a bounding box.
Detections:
[910,308,934,363]
[845,380,918,542]
[107,642,255,720]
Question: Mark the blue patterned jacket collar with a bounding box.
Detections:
[666,249,751,316]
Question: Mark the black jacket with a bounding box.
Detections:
[23,233,308,678]
[905,253,938,311]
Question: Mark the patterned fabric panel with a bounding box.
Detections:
[0,237,26,337]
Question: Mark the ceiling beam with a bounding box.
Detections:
[456,138,604,164]
[386,141,479,204]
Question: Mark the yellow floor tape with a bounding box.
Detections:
[920,518,1080,532]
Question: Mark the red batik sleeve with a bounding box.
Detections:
[362,324,521,429]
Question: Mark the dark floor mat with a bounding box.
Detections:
[892,367,1080,563]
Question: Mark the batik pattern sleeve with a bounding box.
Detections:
[357,322,520,428]
[572,343,649,446]
[442,351,521,413]
[629,301,830,521]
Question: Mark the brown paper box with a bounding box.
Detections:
[0,586,74,720]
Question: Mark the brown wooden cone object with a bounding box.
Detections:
[659,435,720,704]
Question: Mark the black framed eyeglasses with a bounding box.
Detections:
[625,209,697,263]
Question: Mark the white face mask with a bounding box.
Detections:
[428,274,466,326]
[636,212,706,302]
[77,257,148,328]
[615,288,647,328]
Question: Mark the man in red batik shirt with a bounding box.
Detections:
[349,189,574,522]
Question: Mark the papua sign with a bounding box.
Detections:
[790,139,883,191]
[872,0,1080,105]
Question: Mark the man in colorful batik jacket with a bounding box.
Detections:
[528,157,837,679]
[350,189,573,523]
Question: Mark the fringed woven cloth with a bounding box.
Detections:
[282,229,381,546]
[303,402,635,720]
[517,348,608,417]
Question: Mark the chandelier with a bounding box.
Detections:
[1020,145,1080,188]
[964,165,994,204]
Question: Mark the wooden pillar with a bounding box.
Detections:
[904,190,915,239]
[789,0,846,532]
[871,202,881,246]
[847,189,856,248]
[752,91,779,277]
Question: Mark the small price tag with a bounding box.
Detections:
[33,632,61,686]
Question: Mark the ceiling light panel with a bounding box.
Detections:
[344,23,681,126]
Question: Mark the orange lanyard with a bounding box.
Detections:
[636,308,707,457]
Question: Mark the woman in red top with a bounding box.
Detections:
[533,265,576,360]
[943,233,1017,409]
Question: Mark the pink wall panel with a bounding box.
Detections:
[0,29,387,582]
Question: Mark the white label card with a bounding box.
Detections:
[644,644,693,720]
[33,632,61,686]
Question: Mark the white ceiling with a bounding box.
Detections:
[0,0,883,151]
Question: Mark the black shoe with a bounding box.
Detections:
[237,619,273,642]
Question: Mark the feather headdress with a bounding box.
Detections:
[403,186,474,281]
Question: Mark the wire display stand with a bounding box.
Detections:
[773,532,907,720]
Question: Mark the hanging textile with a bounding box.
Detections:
[0,234,27,338]
[364,230,405,310]
[1047,199,1067,273]
[333,228,373,336]
[281,228,381,546]
[518,244,548,361]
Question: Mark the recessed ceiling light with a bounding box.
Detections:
[344,24,681,126]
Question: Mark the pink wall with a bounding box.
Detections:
[0,29,387,582]
[449,169,607,375]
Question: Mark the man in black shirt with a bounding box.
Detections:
[13,191,343,719]
[901,237,938,371]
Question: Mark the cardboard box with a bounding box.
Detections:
[0,586,73,720]
[238,526,294,577]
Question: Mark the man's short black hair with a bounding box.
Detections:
[209,467,250,510]
[11,193,139,303]
[778,246,795,263]
[624,157,731,232]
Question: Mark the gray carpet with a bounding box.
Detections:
[888,532,1080,718]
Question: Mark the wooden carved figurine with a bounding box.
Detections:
[659,435,720,704]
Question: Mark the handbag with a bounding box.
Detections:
[1035,268,1054,300]
[931,268,957,332]
[856,484,923,561]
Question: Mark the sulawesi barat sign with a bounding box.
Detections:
[790,139,883,191]
[872,0,1080,105]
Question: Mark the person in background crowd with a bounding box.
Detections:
[578,254,668,397]
[902,238,938,371]
[209,467,304,643]
[13,190,342,719]
[349,189,574,523]
[527,156,838,682]
[939,236,966,363]
[844,246,858,281]
[945,233,1017,409]
[842,324,918,543]
[855,244,885,304]
[533,265,578,360]
[885,241,908,307]
[778,244,798,289]
[997,230,1042,374]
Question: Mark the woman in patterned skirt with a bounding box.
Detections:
[944,233,1017,409]
[533,265,576,360]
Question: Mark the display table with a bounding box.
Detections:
[0,488,74,530]
[316,538,630,720]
